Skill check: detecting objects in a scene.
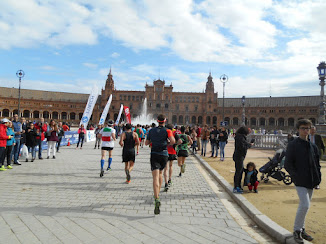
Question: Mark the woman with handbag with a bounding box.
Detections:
[46,120,59,159]
[26,122,39,162]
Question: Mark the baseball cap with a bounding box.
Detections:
[1,118,10,123]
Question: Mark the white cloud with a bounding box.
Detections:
[111,52,120,58]
[40,65,56,70]
[83,62,98,69]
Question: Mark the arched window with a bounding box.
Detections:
[206,116,211,125]
[309,118,316,125]
[233,117,239,126]
[185,115,189,124]
[288,118,294,127]
[278,118,285,127]
[165,104,168,109]
[225,117,230,126]
[3,109,9,117]
[114,113,118,121]
[250,117,256,126]
[179,115,183,124]
[172,115,177,124]
[269,117,275,126]
[70,112,76,120]
[213,116,217,125]
[23,110,30,118]
[192,116,196,124]
[79,113,83,120]
[260,117,266,126]
[198,116,203,125]
[62,112,67,120]
[52,111,58,120]
[43,111,49,119]
[33,111,39,119]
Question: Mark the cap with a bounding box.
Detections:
[108,120,114,126]
[1,118,10,123]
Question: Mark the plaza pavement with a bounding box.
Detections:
[0,141,275,244]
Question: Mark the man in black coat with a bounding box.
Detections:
[285,119,321,243]
[309,126,325,159]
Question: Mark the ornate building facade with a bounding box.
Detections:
[0,70,320,130]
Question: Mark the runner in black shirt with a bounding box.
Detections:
[145,114,175,215]
[119,124,139,184]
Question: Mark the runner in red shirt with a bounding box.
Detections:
[163,124,181,192]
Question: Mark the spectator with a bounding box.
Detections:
[62,122,70,132]
[285,119,320,243]
[233,126,253,194]
[196,125,202,151]
[209,125,219,158]
[46,120,59,159]
[57,122,65,152]
[190,128,197,154]
[200,124,210,157]
[76,124,86,149]
[219,127,228,161]
[94,124,102,149]
[243,162,259,193]
[12,114,22,165]
[0,119,12,171]
[34,118,47,160]
[5,120,15,169]
[25,122,39,162]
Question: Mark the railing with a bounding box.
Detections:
[247,134,288,149]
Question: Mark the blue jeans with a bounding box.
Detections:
[201,140,208,156]
[13,139,21,163]
[211,142,218,157]
[219,141,227,159]
[38,140,43,158]
[27,146,36,159]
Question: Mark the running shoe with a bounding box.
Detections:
[7,165,13,169]
[0,165,7,171]
[126,180,131,184]
[100,169,104,177]
[293,230,304,244]
[154,198,161,215]
[107,167,111,171]
[181,164,186,173]
[178,172,182,177]
[168,179,172,187]
[164,183,169,192]
[126,170,130,182]
[233,187,243,194]
[301,228,313,241]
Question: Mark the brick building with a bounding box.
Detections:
[0,70,320,130]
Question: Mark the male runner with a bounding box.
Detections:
[99,120,116,177]
[119,123,139,183]
[135,124,144,155]
[145,114,175,215]
[164,124,181,191]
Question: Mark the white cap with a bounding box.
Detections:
[1,118,9,123]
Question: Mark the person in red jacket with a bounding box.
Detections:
[76,124,87,149]
[34,118,48,159]
[0,118,12,171]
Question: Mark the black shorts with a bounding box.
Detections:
[177,150,189,158]
[102,147,114,151]
[168,154,177,161]
[150,153,168,171]
[123,149,135,163]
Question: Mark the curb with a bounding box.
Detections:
[192,153,308,244]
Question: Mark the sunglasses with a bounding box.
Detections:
[299,127,311,130]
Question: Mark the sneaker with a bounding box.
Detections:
[293,230,304,244]
[31,159,34,162]
[178,172,182,177]
[0,165,7,171]
[168,179,172,187]
[26,159,28,162]
[47,156,49,159]
[39,158,43,160]
[154,198,161,215]
[7,165,13,169]
[315,185,320,190]
[107,167,111,171]
[164,183,169,192]
[53,156,55,159]
[14,162,21,165]
[181,164,186,173]
[100,169,104,177]
[126,170,130,182]
[126,180,131,184]
[233,187,243,194]
[301,228,313,241]
[254,189,258,193]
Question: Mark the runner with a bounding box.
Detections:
[141,125,146,148]
[177,126,193,177]
[99,120,116,177]
[135,124,144,155]
[163,124,181,192]
[119,123,139,183]
[145,114,175,215]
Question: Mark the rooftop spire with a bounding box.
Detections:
[109,66,112,76]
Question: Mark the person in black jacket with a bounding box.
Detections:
[232,126,253,194]
[285,119,321,243]
[243,162,259,193]
[25,122,40,162]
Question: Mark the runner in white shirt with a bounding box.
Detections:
[99,120,116,177]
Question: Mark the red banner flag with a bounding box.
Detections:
[124,106,131,124]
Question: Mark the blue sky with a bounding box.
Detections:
[0,0,325,98]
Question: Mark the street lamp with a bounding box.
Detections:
[16,70,25,118]
[242,96,246,126]
[317,61,326,124]
[220,74,228,124]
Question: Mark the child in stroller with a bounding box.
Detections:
[259,148,292,185]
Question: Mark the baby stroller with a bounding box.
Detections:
[259,148,292,185]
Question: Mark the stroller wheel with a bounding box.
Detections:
[283,175,292,185]
[264,179,269,183]
[260,175,264,181]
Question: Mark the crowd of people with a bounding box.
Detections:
[0,114,70,170]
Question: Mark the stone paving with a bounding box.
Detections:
[0,141,264,243]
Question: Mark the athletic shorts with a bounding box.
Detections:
[168,154,177,161]
[150,153,168,171]
[177,150,189,158]
[101,147,114,151]
[139,138,142,142]
[123,149,135,163]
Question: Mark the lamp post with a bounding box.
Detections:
[317,62,326,124]
[220,74,228,124]
[242,96,246,126]
[16,70,25,118]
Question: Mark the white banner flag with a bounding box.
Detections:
[99,94,112,125]
[80,88,99,128]
[115,104,124,125]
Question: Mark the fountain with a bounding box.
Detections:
[132,98,157,125]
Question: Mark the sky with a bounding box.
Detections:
[0,0,325,98]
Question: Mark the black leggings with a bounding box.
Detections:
[233,157,244,188]
[5,145,13,166]
[77,135,84,148]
